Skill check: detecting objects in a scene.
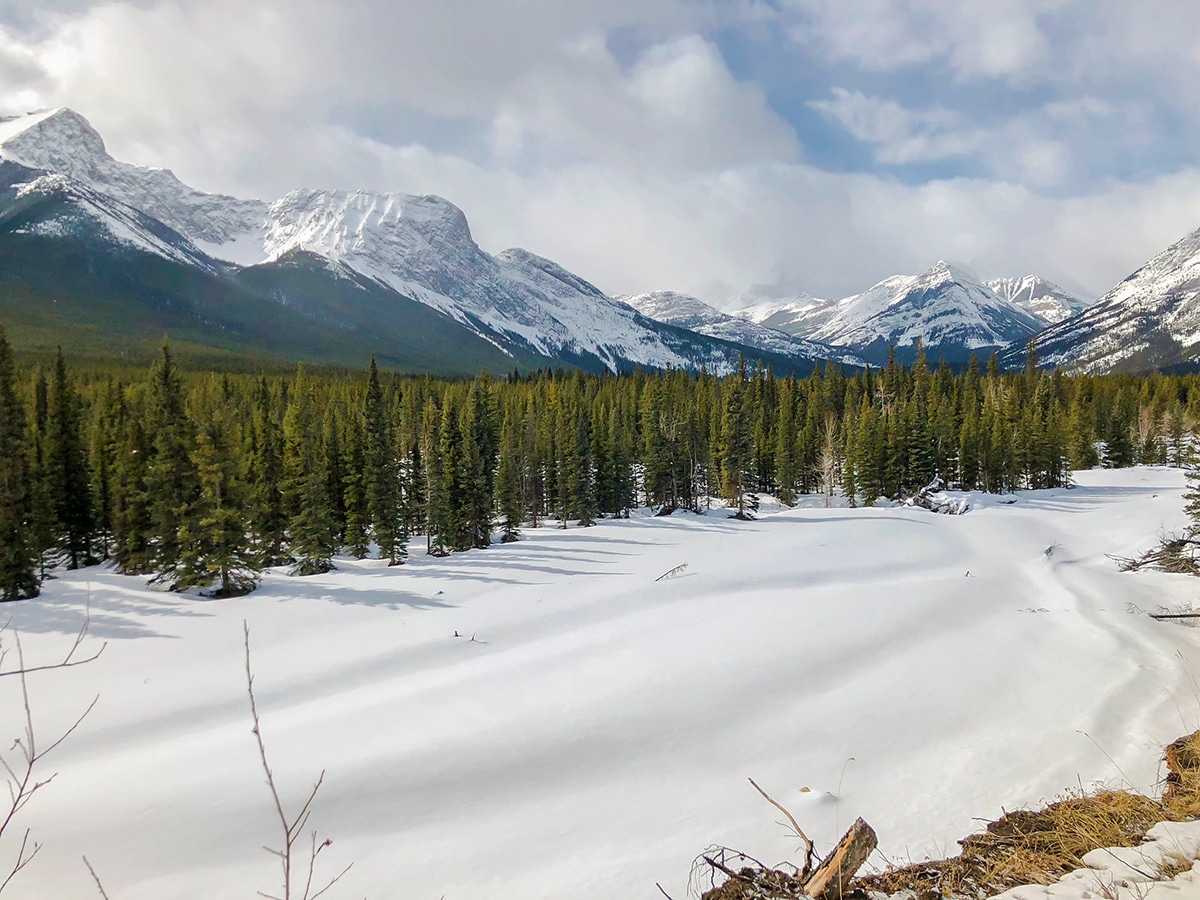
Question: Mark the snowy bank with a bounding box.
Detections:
[3,467,1200,899]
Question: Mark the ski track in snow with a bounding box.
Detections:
[4,468,1200,899]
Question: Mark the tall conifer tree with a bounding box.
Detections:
[0,327,38,600]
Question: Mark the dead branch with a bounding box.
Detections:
[0,630,100,896]
[244,621,352,900]
[748,777,816,877]
[0,590,106,679]
[83,855,110,899]
[803,817,878,900]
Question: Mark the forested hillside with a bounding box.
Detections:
[0,330,1194,602]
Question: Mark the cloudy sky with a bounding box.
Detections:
[1,0,1198,305]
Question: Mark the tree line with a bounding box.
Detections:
[1,327,1196,601]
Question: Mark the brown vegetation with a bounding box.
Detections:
[699,730,1200,900]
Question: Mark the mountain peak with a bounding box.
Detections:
[924,259,981,285]
[0,107,108,171]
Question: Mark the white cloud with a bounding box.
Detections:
[0,0,1198,309]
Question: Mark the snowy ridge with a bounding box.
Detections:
[258,189,710,369]
[732,292,840,336]
[987,275,1091,325]
[620,290,864,366]
[0,107,839,374]
[807,261,1043,361]
[0,108,265,244]
[734,264,1046,362]
[1030,225,1200,373]
[1,167,220,271]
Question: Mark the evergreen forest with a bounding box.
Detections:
[0,327,1193,602]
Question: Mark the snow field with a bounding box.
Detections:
[4,468,1200,899]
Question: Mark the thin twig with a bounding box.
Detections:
[83,855,110,899]
[749,777,816,875]
[245,621,349,900]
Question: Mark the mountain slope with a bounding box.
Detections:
[733,265,1044,364]
[0,107,840,375]
[732,293,841,338]
[1012,226,1200,374]
[620,291,864,367]
[986,276,1091,326]
[0,108,264,245]
[0,160,554,374]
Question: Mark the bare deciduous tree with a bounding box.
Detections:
[0,601,105,895]
[244,622,351,900]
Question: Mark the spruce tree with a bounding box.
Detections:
[46,349,96,569]
[342,411,371,559]
[364,359,405,564]
[282,369,335,575]
[248,377,288,567]
[496,407,523,543]
[0,327,39,600]
[26,371,55,578]
[176,410,260,596]
[113,404,154,575]
[461,374,499,547]
[721,363,754,519]
[146,341,199,584]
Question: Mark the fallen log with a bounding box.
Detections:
[803,817,878,900]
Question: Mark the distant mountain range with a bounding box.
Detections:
[0,108,844,375]
[4,108,1200,375]
[617,291,864,368]
[730,263,1075,365]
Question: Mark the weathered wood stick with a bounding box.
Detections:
[803,817,878,900]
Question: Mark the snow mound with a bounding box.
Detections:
[991,821,1200,900]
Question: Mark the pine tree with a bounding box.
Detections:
[342,411,371,559]
[146,341,199,584]
[496,406,523,543]
[247,378,288,566]
[721,362,754,519]
[461,374,499,547]
[282,369,335,575]
[46,349,96,569]
[324,404,346,546]
[1104,389,1135,469]
[775,377,797,506]
[436,394,467,552]
[89,377,122,560]
[176,409,260,596]
[1067,388,1099,470]
[26,371,55,578]
[0,326,39,600]
[364,359,405,564]
[113,403,154,575]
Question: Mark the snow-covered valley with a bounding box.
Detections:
[5,468,1200,899]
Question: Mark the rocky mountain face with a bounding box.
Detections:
[0,108,837,375]
[619,291,864,367]
[1010,226,1200,373]
[734,262,1044,365]
[986,276,1091,326]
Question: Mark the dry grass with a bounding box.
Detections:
[1164,730,1200,819]
[702,731,1200,900]
[855,790,1170,900]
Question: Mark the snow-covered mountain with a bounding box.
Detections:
[732,293,842,339]
[735,263,1043,364]
[986,275,1091,326]
[0,108,264,245]
[1016,226,1200,374]
[619,291,864,367]
[0,107,835,375]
